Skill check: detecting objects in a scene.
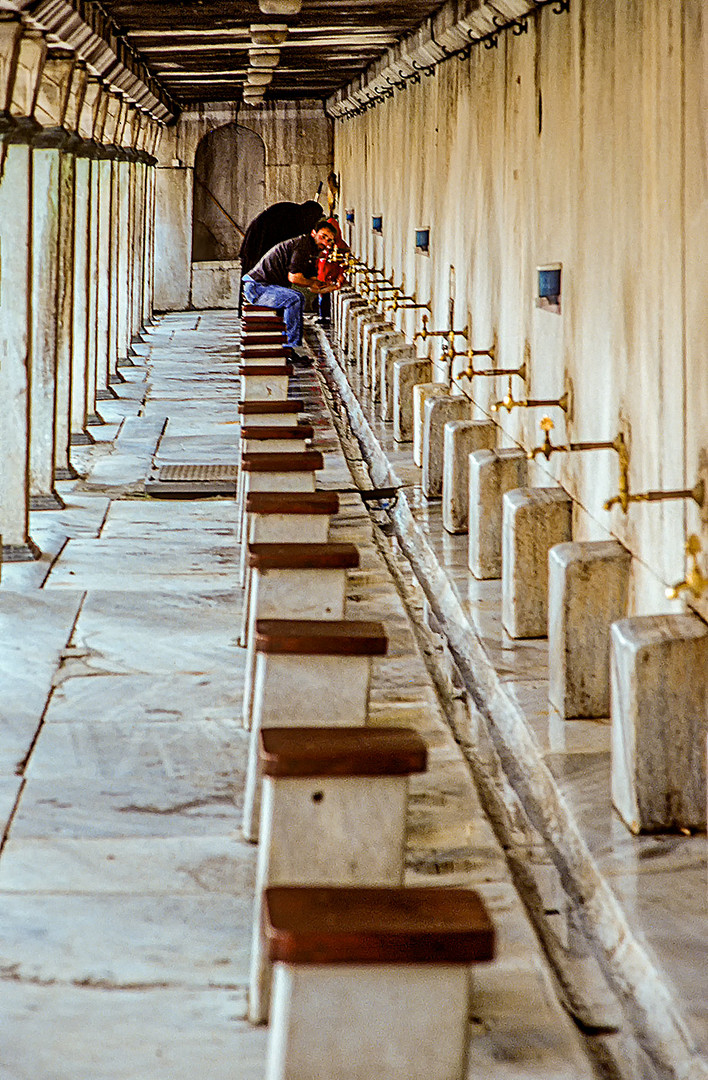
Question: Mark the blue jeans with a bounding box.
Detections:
[241,277,305,347]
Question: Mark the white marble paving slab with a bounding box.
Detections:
[11,776,244,838]
[0,776,22,833]
[57,591,245,674]
[0,985,267,1080]
[45,539,240,591]
[24,719,247,783]
[0,892,252,986]
[0,836,256,893]
[46,672,242,725]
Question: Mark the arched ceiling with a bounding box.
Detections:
[94,1,449,104]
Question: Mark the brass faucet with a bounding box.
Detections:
[527,417,630,506]
[414,313,469,348]
[604,477,705,514]
[454,350,527,383]
[666,535,708,601]
[384,294,431,313]
[492,377,569,414]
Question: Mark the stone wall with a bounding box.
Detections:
[154,100,333,311]
[333,0,708,618]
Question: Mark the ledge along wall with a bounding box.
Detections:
[154,99,334,312]
[333,0,708,620]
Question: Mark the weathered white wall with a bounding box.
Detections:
[153,100,333,311]
[334,0,708,618]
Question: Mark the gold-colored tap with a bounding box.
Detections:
[604,477,705,515]
[384,294,431,313]
[527,418,629,501]
[666,535,708,601]
[414,314,469,345]
[491,377,569,414]
[456,354,527,382]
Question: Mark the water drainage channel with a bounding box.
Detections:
[310,327,707,1080]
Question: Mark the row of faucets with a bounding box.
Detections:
[338,252,707,599]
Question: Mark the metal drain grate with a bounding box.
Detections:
[157,464,238,482]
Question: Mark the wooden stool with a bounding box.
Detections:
[238,449,324,544]
[264,885,495,1080]
[239,490,339,587]
[241,330,285,344]
[239,544,360,730]
[248,725,426,1023]
[237,426,314,508]
[239,364,293,401]
[243,619,389,841]
[238,400,306,426]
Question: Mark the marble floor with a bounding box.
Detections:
[0,311,604,1079]
[313,319,708,1080]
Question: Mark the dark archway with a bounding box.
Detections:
[191,124,266,262]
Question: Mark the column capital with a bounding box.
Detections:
[0,14,23,132]
[33,47,76,148]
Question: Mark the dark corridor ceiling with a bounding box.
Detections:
[98,1,448,105]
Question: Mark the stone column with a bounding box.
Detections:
[76,78,105,430]
[70,150,93,443]
[501,487,573,639]
[102,94,123,390]
[95,132,115,403]
[548,541,631,719]
[29,49,77,498]
[611,615,708,833]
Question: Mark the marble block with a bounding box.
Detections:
[361,320,392,388]
[393,359,431,442]
[266,963,470,1080]
[442,420,496,534]
[341,298,368,356]
[379,341,413,420]
[611,614,708,833]
[468,448,527,579]
[502,487,572,639]
[548,541,631,719]
[352,309,379,372]
[422,397,472,499]
[368,329,400,403]
[412,384,448,468]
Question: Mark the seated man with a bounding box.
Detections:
[241,219,341,364]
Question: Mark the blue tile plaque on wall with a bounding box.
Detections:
[346,209,355,224]
[415,228,430,254]
[537,263,561,314]
[372,215,383,233]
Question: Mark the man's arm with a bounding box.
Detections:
[288,271,339,294]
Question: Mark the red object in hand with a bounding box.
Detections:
[318,256,345,285]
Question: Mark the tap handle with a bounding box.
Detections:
[540,416,554,434]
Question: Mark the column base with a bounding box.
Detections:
[2,537,42,563]
[108,370,126,384]
[70,430,96,446]
[86,412,105,427]
[95,386,118,400]
[55,464,80,481]
[30,491,65,511]
[118,355,136,367]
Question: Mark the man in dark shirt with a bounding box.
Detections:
[239,200,323,278]
[241,220,341,359]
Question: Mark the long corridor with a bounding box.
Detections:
[0,311,599,1079]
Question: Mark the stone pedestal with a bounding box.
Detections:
[611,615,708,833]
[352,309,380,375]
[380,342,414,420]
[442,420,496,533]
[468,449,528,579]
[392,358,430,441]
[502,487,572,639]
[368,329,400,402]
[412,383,448,466]
[339,296,367,355]
[548,541,631,719]
[422,396,471,499]
[361,318,391,388]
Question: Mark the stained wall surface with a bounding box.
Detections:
[334,0,708,618]
[154,100,333,311]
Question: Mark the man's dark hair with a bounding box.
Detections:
[313,218,337,234]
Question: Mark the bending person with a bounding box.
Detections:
[241,219,341,365]
[239,199,323,279]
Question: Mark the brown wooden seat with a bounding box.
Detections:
[245,491,339,515]
[238,364,293,376]
[259,727,426,778]
[241,424,314,441]
[241,337,285,347]
[264,886,496,965]
[238,400,305,415]
[255,618,388,656]
[241,347,289,357]
[241,451,323,473]
[248,542,359,571]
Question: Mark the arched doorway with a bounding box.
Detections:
[192,123,266,261]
